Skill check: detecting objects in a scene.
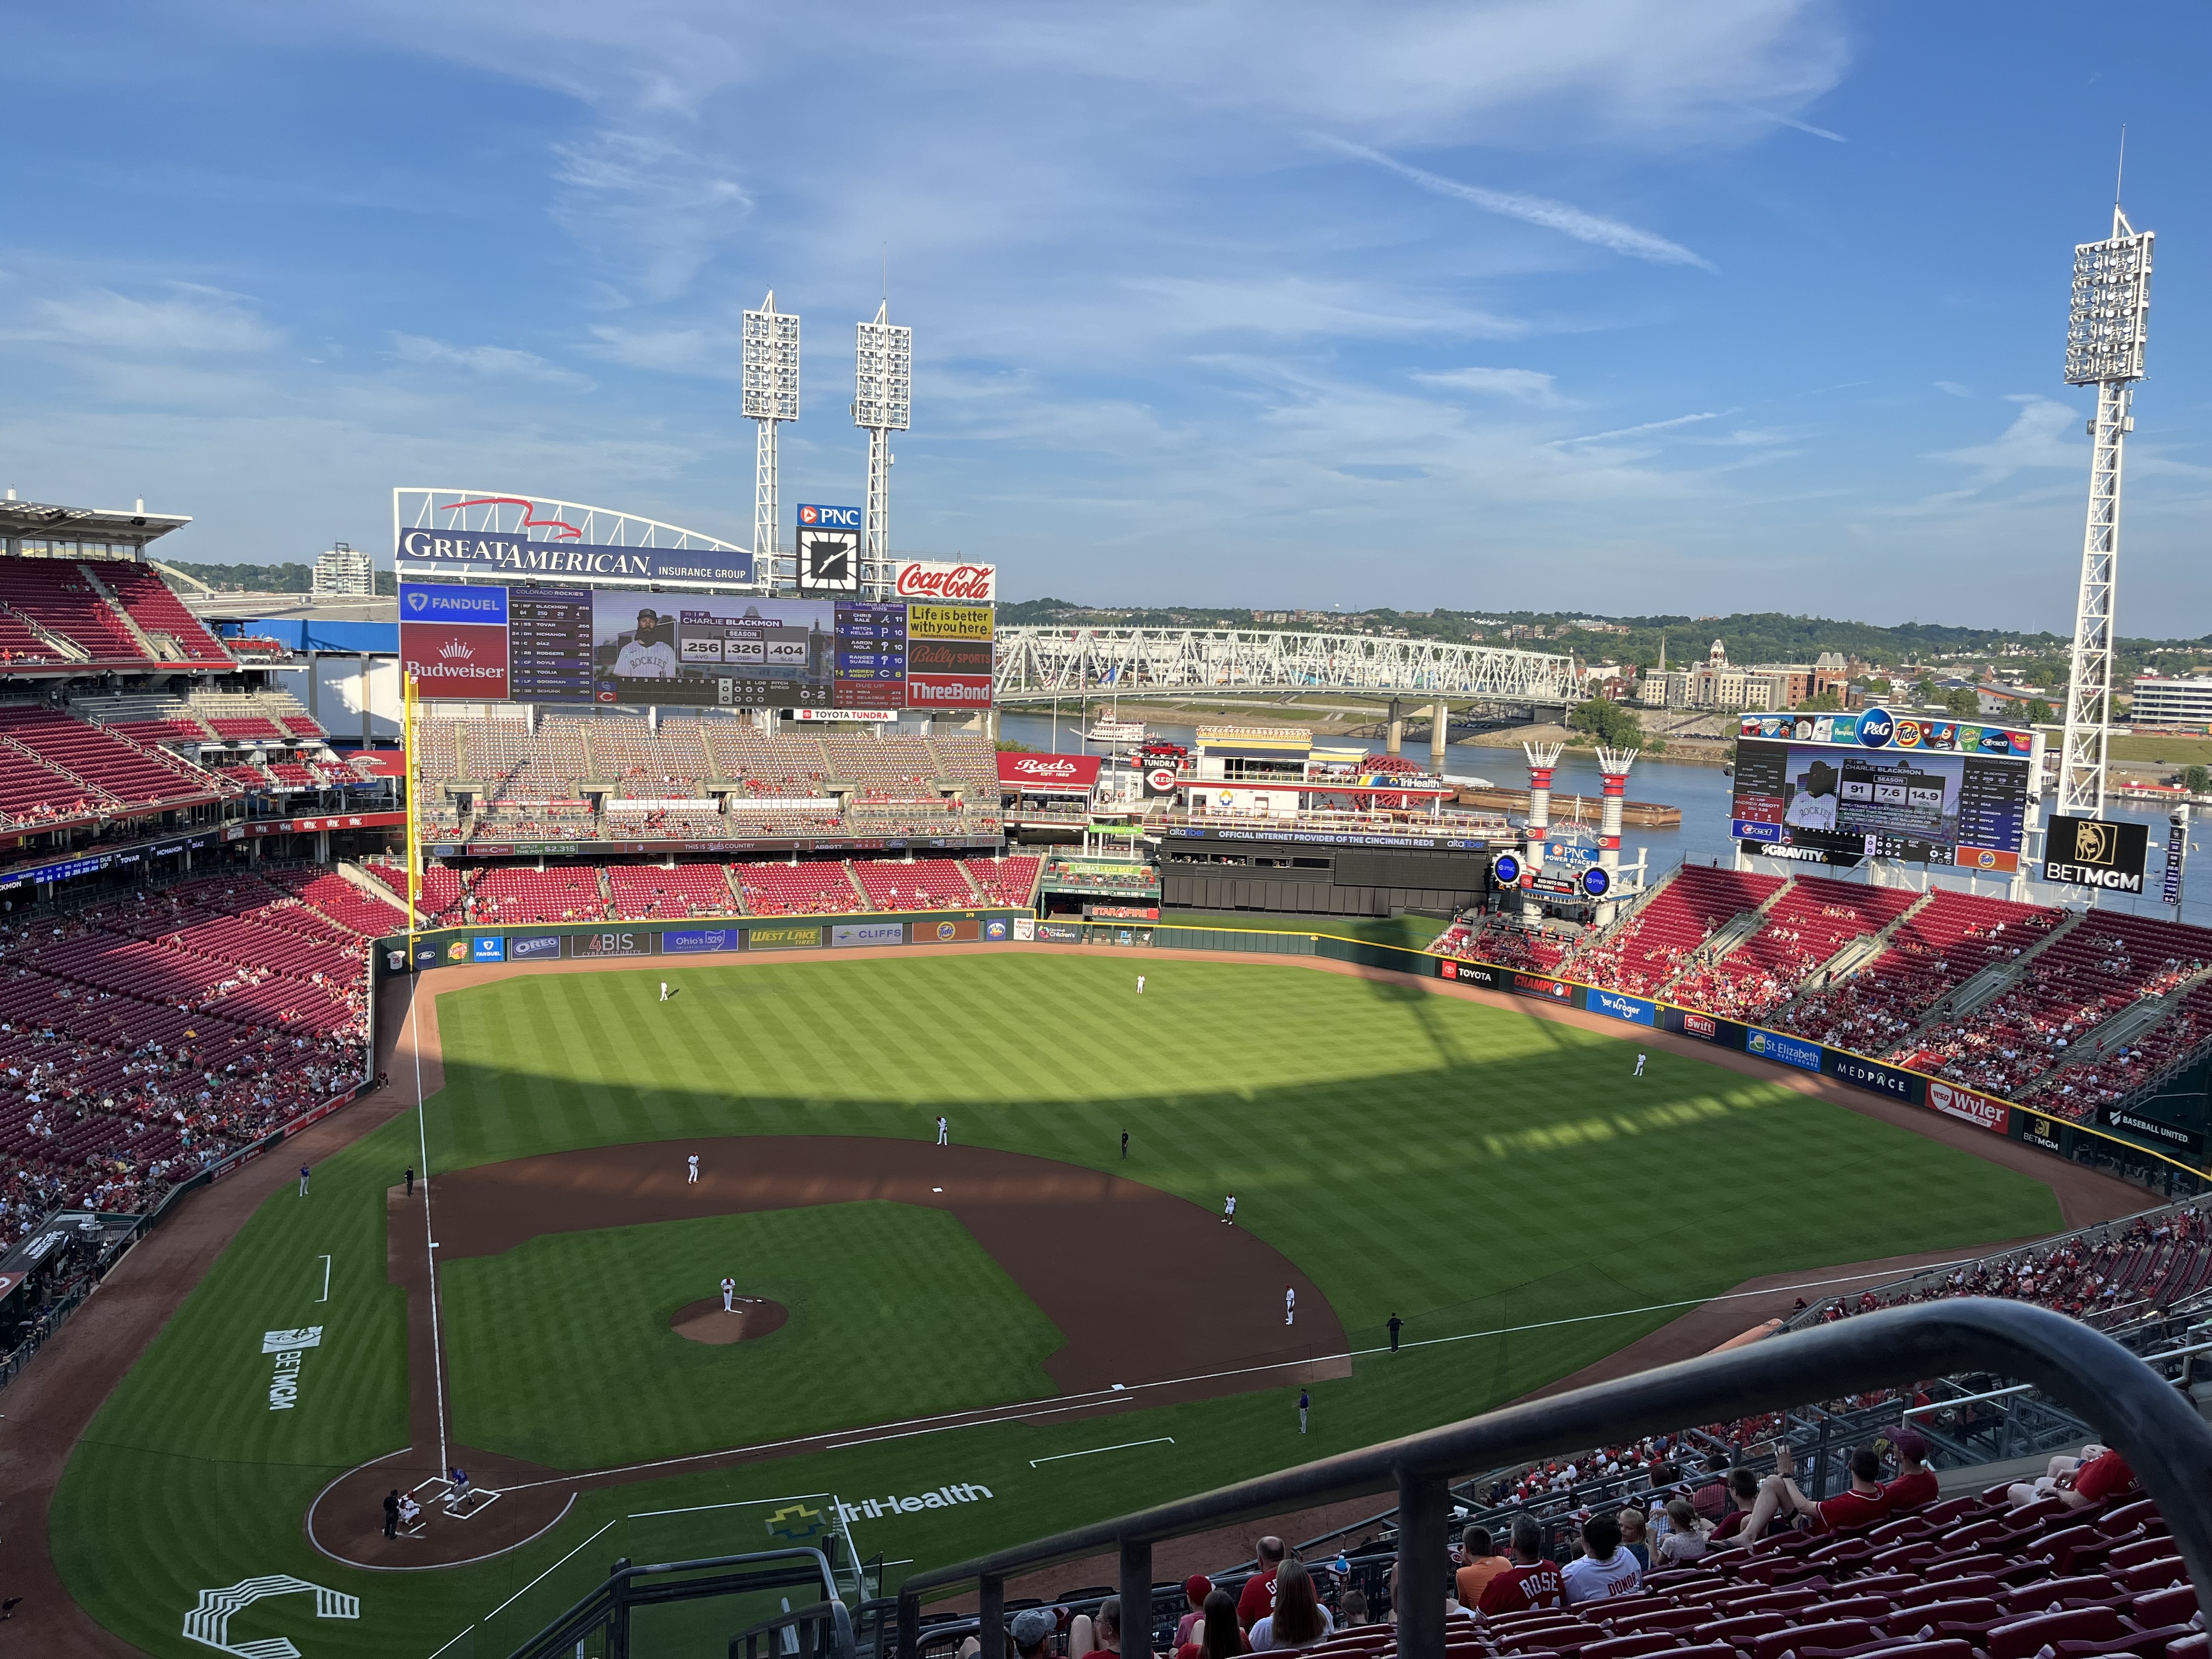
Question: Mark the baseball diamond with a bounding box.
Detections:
[21,944,2150,1658]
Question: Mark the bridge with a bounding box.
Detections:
[992,626,1579,708]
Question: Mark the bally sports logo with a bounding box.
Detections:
[894,560,997,602]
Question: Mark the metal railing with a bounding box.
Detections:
[509,1546,849,1659]
[895,1302,2212,1659]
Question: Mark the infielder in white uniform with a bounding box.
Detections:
[721,1276,736,1312]
[687,1153,700,1183]
[936,1115,949,1147]
[1285,1284,1296,1326]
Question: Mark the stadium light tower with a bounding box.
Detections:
[2056,186,2154,819]
[742,293,800,578]
[854,301,911,596]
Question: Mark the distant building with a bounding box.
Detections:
[311,541,374,599]
[2131,675,2212,731]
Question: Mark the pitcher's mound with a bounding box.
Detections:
[671,1296,789,1345]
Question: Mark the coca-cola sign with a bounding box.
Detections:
[997,753,1103,794]
[895,560,997,602]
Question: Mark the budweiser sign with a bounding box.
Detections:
[997,753,1102,793]
[895,560,997,602]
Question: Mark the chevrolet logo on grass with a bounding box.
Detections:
[766,1503,825,1541]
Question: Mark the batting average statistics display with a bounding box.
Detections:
[401,580,988,709]
[1730,709,2034,872]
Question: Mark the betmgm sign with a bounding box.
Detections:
[2043,814,2151,893]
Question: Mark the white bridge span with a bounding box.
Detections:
[994,626,1578,707]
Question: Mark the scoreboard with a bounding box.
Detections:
[1730,709,2034,872]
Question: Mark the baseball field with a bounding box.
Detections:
[47,949,2069,1657]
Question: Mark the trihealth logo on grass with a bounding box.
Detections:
[262,1327,323,1412]
[835,1483,994,1522]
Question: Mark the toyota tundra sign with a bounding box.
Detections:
[894,560,997,602]
[997,753,1102,795]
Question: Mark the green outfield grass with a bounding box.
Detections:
[53,952,2066,1659]
[442,1203,1062,1468]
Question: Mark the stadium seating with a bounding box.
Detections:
[851,858,978,910]
[606,863,738,919]
[732,861,867,915]
[1669,877,1922,1020]
[453,864,609,926]
[0,560,146,661]
[964,855,1042,907]
[93,563,234,663]
[0,868,371,1236]
[1566,866,1785,995]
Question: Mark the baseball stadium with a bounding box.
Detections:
[0,475,2203,1659]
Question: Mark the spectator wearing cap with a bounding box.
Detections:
[1883,1429,1939,1511]
[1012,1607,1059,1659]
[1176,1577,1213,1651]
[1237,1537,1286,1633]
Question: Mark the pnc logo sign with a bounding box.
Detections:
[796,503,862,530]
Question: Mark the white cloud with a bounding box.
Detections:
[1412,366,1566,405]
[550,128,753,304]
[388,333,592,387]
[1124,277,1527,343]
[1318,138,1715,269]
[16,284,281,353]
[1934,381,1972,398]
[1934,395,2082,486]
[1554,412,1723,445]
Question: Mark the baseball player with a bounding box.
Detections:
[1136,974,1146,994]
[661,981,671,1001]
[936,1115,949,1147]
[1298,1388,1310,1434]
[1285,1284,1296,1325]
[1634,1053,1646,1077]
[687,1153,700,1183]
[298,1163,311,1198]
[721,1276,736,1312]
[1222,1193,1237,1225]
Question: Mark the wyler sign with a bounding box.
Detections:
[894,561,996,602]
[2044,815,2150,893]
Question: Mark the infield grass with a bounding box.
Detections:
[54,952,2066,1659]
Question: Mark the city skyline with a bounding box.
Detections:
[5,3,2210,632]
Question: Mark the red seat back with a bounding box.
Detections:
[1986,1607,2126,1659]
[1752,1619,1876,1659]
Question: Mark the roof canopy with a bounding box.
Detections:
[0,498,190,549]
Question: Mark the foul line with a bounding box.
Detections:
[1030,1437,1175,1468]
[410,972,451,1479]
[504,1256,1973,1494]
[482,1515,619,1622]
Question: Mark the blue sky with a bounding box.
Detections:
[5,2,2209,631]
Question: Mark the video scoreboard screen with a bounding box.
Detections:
[402,581,988,710]
[1730,709,2033,872]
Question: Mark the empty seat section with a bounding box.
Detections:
[606,863,737,919]
[850,859,976,909]
[732,861,864,915]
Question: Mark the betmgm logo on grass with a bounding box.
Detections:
[262,1327,323,1413]
[2043,814,2150,894]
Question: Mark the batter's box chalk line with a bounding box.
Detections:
[183,1574,359,1658]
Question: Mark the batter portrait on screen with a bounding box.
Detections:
[610,608,679,679]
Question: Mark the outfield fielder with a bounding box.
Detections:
[1285,1284,1296,1325]
[661,980,671,1001]
[1634,1053,1646,1077]
[721,1276,736,1312]
[1136,974,1146,994]
[1222,1193,1237,1225]
[936,1115,949,1147]
[687,1153,700,1183]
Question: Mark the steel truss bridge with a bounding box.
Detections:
[993,626,1578,708]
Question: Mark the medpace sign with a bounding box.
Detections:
[396,527,754,586]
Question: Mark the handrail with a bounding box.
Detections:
[510,1546,838,1659]
[896,1302,2212,1659]
[729,1595,859,1659]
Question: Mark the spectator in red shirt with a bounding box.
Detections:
[1237,1539,1285,1633]
[1476,1517,1565,1616]
[1175,1577,1213,1651]
[2008,1442,2138,1509]
[1743,1442,1889,1542]
[1707,1468,1763,1543]
[1882,1429,1940,1512]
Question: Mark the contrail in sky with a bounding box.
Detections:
[1320,137,1716,271]
[1741,105,1847,143]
